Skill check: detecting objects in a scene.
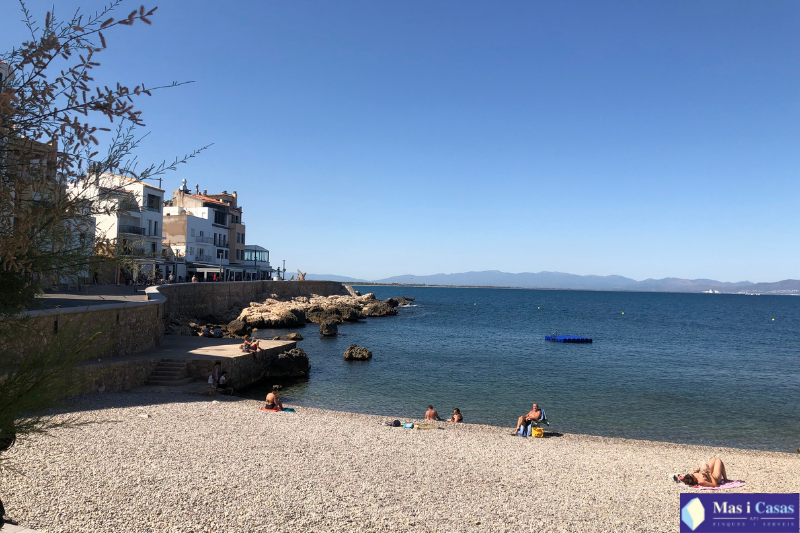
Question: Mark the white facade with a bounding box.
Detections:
[70,173,164,256]
[163,205,229,266]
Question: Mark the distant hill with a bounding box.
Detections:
[309,270,800,295]
[305,274,367,283]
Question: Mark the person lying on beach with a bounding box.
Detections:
[511,403,544,435]
[682,458,728,487]
[447,408,463,423]
[425,405,442,421]
[264,386,284,411]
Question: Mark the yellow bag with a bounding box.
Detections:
[531,427,544,438]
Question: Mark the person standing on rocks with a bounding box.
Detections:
[264,386,284,411]
[425,405,442,421]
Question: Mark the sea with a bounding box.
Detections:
[246,286,800,452]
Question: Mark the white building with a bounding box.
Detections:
[69,173,165,281]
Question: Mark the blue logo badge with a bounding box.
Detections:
[679,493,799,532]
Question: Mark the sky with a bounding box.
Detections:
[2,0,798,282]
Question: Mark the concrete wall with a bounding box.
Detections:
[158,280,351,321]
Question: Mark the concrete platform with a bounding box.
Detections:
[121,335,296,361]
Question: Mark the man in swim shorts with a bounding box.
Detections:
[511,403,543,435]
[425,405,442,421]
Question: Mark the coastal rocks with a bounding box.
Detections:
[261,347,311,377]
[319,320,338,337]
[233,292,404,331]
[227,319,249,336]
[398,296,415,306]
[344,344,372,361]
[282,333,303,341]
[363,301,398,317]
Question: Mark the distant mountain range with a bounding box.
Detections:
[306,270,800,295]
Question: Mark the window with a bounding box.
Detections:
[154,221,159,237]
[148,220,153,236]
[214,233,217,245]
[214,210,226,225]
[224,251,228,259]
[146,194,161,212]
[191,228,195,237]
[151,242,156,253]
[199,230,204,237]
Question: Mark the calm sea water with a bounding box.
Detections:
[246,286,800,452]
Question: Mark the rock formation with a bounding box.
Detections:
[233,293,398,332]
[319,320,338,337]
[281,333,303,341]
[262,347,311,377]
[344,344,372,361]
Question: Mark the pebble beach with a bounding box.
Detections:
[3,391,799,533]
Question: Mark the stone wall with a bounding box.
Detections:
[80,358,161,394]
[158,280,351,321]
[15,294,165,364]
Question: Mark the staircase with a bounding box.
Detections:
[146,359,195,386]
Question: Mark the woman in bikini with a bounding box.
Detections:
[264,386,284,411]
[448,408,463,423]
[682,457,728,487]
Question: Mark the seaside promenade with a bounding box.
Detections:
[3,388,799,533]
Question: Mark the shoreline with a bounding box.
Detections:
[4,390,799,532]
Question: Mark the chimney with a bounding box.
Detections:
[222,190,227,194]
[203,190,207,196]
[195,184,199,194]
[232,191,237,199]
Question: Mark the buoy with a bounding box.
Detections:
[474,303,476,305]
[622,312,625,315]
[772,318,775,321]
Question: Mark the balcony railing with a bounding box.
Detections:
[145,205,161,213]
[119,225,145,235]
[194,236,214,244]
[217,243,229,249]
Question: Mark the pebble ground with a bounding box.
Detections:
[3,391,798,533]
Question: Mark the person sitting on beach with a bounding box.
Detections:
[212,326,223,338]
[264,386,284,411]
[447,408,463,423]
[240,335,253,351]
[681,458,728,488]
[511,403,544,435]
[217,371,232,395]
[425,405,442,421]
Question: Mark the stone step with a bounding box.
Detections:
[145,376,195,386]
[158,361,188,368]
[149,370,187,379]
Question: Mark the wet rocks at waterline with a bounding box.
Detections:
[344,344,372,361]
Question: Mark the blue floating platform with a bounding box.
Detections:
[545,335,593,343]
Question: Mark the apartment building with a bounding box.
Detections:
[204,190,246,266]
[163,180,243,281]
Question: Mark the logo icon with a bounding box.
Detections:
[681,497,706,531]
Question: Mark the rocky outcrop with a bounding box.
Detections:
[262,347,311,377]
[344,344,372,361]
[363,302,398,317]
[319,320,338,337]
[282,333,303,341]
[232,292,404,331]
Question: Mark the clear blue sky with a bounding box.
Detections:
[4,1,798,282]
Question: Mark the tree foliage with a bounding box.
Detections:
[0,0,207,483]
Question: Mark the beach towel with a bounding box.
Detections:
[413,424,442,430]
[674,475,746,490]
[695,480,746,490]
[259,407,296,413]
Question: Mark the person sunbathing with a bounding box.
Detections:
[447,408,463,423]
[511,403,544,435]
[240,335,253,351]
[264,386,284,411]
[681,458,728,487]
[425,405,442,421]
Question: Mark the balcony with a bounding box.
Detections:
[194,236,214,244]
[119,225,145,235]
[217,243,229,249]
[145,205,161,213]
